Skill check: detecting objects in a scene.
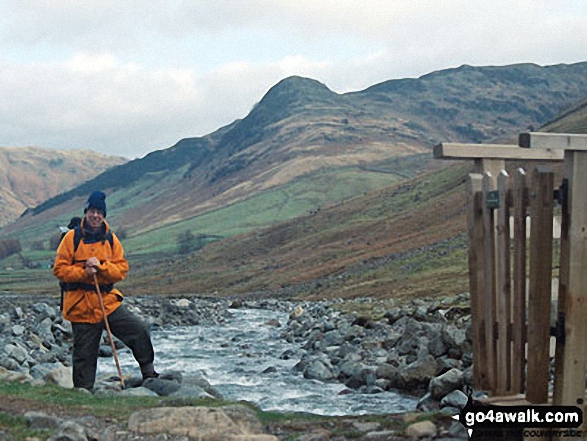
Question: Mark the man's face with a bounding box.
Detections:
[85,207,105,231]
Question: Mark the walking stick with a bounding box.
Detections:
[93,273,125,389]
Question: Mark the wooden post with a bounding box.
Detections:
[482,172,498,392]
[525,166,554,404]
[474,159,503,185]
[511,168,527,394]
[557,151,587,407]
[496,171,512,394]
[467,173,489,389]
[520,133,587,410]
[552,158,572,405]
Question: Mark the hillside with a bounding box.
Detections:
[2,62,587,299]
[540,99,587,133]
[0,147,127,227]
[123,162,472,299]
[121,89,587,300]
[5,63,587,241]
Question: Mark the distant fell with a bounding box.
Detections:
[0,147,126,227]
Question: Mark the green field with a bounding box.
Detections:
[122,165,404,256]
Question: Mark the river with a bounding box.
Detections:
[98,307,418,416]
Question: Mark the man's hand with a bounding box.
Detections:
[85,257,100,276]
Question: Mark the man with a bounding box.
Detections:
[53,190,158,391]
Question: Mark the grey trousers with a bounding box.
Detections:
[71,304,155,390]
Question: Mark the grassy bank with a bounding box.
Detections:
[0,380,450,440]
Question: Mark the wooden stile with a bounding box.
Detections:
[438,134,587,414]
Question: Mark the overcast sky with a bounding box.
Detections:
[1,0,585,158]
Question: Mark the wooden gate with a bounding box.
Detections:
[435,132,587,407]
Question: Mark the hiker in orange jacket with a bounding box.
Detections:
[53,191,158,391]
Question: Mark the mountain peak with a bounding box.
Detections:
[214,76,338,153]
[258,76,335,110]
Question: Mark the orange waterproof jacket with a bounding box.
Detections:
[53,219,128,323]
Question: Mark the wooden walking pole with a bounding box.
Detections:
[93,274,125,389]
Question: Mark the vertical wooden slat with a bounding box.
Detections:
[525,166,554,404]
[512,168,527,394]
[467,173,488,389]
[482,172,497,392]
[558,151,587,409]
[496,170,512,394]
[552,157,572,405]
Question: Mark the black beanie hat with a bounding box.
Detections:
[85,191,107,217]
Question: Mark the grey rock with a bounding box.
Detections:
[416,392,440,412]
[25,411,61,429]
[44,363,73,389]
[5,343,28,365]
[182,375,223,398]
[375,363,399,381]
[448,420,470,439]
[12,306,25,320]
[441,389,469,409]
[428,333,448,357]
[345,364,376,389]
[304,359,336,382]
[30,363,58,379]
[295,432,331,441]
[169,384,215,399]
[429,368,464,400]
[48,420,87,441]
[405,420,437,438]
[121,386,160,397]
[142,377,182,396]
[397,354,438,390]
[0,357,20,371]
[362,430,400,440]
[11,324,25,336]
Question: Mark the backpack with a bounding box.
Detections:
[58,224,114,311]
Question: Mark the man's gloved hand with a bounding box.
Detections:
[85,257,100,276]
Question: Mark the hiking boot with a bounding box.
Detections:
[142,371,159,381]
[140,362,159,382]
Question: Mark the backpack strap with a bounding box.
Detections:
[105,230,114,248]
[73,226,83,253]
[71,226,114,259]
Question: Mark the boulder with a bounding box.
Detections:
[303,359,336,382]
[428,367,463,400]
[128,406,271,439]
[24,411,61,429]
[397,354,438,390]
[441,389,469,409]
[416,392,440,412]
[142,377,181,396]
[405,420,437,438]
[48,420,87,441]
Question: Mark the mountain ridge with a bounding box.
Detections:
[2,62,587,300]
[2,61,587,263]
